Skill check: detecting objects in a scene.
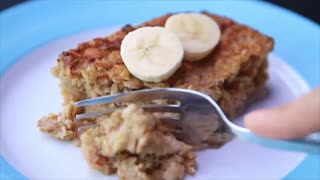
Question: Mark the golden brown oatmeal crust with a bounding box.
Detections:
[54,11,273,118]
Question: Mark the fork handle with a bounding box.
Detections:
[235,131,320,154]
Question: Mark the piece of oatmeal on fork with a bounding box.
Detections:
[80,104,196,180]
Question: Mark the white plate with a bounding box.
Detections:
[0,27,309,179]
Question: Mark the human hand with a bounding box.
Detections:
[244,87,320,139]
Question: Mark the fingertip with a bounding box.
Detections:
[244,109,268,129]
[244,109,277,138]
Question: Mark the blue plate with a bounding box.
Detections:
[0,0,319,179]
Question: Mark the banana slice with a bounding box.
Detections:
[165,13,221,61]
[120,27,184,82]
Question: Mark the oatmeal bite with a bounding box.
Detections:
[80,105,196,179]
[37,103,78,140]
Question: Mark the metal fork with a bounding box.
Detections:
[75,88,320,154]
